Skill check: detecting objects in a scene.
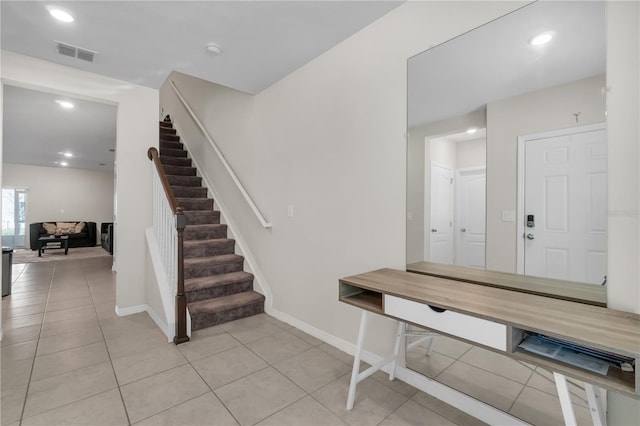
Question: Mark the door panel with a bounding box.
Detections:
[524,127,607,284]
[456,168,486,268]
[430,163,453,264]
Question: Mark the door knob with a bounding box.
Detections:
[431,229,437,232]
[526,233,535,240]
[460,228,466,232]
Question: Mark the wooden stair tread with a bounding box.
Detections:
[185,224,226,231]
[184,238,234,246]
[188,291,264,314]
[185,271,254,292]
[157,120,263,332]
[183,254,243,266]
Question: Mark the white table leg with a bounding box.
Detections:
[346,312,405,411]
[388,321,404,381]
[425,335,434,356]
[584,383,607,426]
[554,372,577,426]
[347,311,369,410]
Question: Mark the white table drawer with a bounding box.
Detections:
[384,295,506,351]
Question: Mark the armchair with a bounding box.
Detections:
[101,222,113,255]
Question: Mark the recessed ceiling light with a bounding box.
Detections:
[63,152,73,157]
[466,128,478,135]
[529,32,553,46]
[55,100,74,109]
[49,8,74,23]
[60,161,69,167]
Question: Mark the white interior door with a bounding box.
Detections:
[522,125,607,284]
[456,168,486,268]
[430,163,453,264]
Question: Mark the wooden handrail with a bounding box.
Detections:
[148,146,189,344]
[148,147,181,215]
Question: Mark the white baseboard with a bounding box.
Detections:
[146,304,174,343]
[390,364,526,425]
[265,305,526,426]
[115,303,176,343]
[115,304,147,316]
[265,306,356,356]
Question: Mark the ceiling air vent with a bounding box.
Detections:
[76,48,95,63]
[57,43,76,58]
[55,41,98,63]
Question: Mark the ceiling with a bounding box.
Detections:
[408,1,606,129]
[1,0,402,171]
[3,86,117,171]
[1,1,402,93]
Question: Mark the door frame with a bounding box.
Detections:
[516,122,607,274]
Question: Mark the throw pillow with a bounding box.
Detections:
[43,222,56,234]
[75,222,86,233]
[56,222,77,234]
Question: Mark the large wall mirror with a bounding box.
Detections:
[406,1,607,422]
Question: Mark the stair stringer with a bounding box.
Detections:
[173,120,273,311]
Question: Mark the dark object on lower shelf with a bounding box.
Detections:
[101,222,113,255]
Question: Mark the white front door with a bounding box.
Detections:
[429,163,453,264]
[521,124,607,284]
[456,167,486,268]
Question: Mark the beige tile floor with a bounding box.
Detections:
[2,257,489,426]
[406,332,596,425]
[2,257,602,426]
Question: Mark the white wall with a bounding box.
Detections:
[1,50,158,313]
[160,1,529,357]
[160,2,637,420]
[486,74,606,272]
[2,163,114,245]
[430,137,457,170]
[605,1,640,424]
[456,138,486,169]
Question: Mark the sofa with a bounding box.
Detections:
[101,222,113,254]
[29,221,97,250]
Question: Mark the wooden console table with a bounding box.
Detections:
[339,268,640,426]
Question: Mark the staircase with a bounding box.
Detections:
[158,119,265,331]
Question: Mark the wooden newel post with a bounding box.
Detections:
[174,208,189,344]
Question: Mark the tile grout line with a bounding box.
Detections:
[15,261,124,423]
[183,325,316,426]
[82,259,133,426]
[237,333,311,425]
[180,332,247,426]
[17,262,56,425]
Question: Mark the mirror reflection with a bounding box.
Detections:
[407,0,606,285]
[406,2,606,422]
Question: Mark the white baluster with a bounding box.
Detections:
[151,165,180,297]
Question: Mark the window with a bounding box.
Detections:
[2,188,27,248]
